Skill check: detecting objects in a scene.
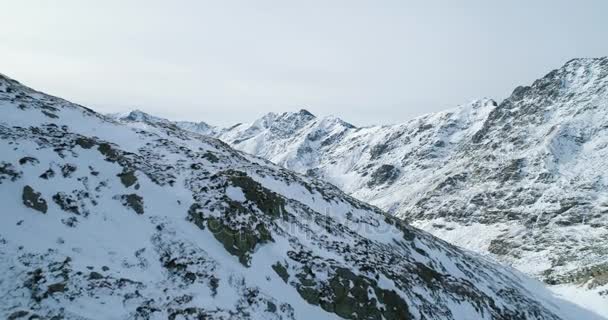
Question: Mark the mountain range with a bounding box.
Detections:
[5,69,607,319]
[111,57,608,316]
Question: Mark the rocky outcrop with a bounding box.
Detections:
[22,185,47,213]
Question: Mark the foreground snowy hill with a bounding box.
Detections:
[114,58,608,314]
[3,75,603,319]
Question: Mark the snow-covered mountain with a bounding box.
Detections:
[109,110,222,137]
[113,57,608,315]
[3,74,602,319]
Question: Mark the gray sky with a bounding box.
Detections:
[1,0,607,126]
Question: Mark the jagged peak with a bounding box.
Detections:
[258,108,315,122]
[175,119,214,128]
[563,56,608,68]
[297,108,315,118]
[448,98,497,112]
[318,114,356,129]
[505,56,608,104]
[110,109,220,136]
[174,119,219,136]
[250,109,317,130]
[126,109,153,119]
[552,56,608,83]
[109,109,170,124]
[275,109,316,122]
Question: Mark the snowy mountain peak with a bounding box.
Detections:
[508,56,608,104]
[260,108,317,129]
[108,109,220,136]
[562,56,608,74]
[124,109,169,123]
[296,108,315,118]
[106,109,164,123]
[174,119,219,136]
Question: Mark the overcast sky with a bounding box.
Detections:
[1,0,607,126]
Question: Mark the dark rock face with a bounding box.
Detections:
[7,310,30,320]
[272,263,289,283]
[367,165,400,188]
[202,151,220,163]
[497,158,526,182]
[75,137,96,149]
[97,142,120,162]
[117,170,138,188]
[228,171,286,219]
[52,192,80,215]
[18,156,38,165]
[22,185,47,213]
[369,143,390,160]
[117,194,144,214]
[295,267,413,320]
[206,216,273,266]
[46,282,67,295]
[61,164,77,178]
[0,162,22,183]
[39,168,55,180]
[187,171,281,266]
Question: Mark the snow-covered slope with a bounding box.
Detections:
[3,75,602,319]
[113,58,608,315]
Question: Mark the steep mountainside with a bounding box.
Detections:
[2,75,601,319]
[113,58,608,314]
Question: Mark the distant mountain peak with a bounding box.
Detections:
[125,109,163,122]
[274,108,316,123]
[297,108,315,118]
[108,109,220,136]
[564,56,608,67]
[107,109,164,123]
